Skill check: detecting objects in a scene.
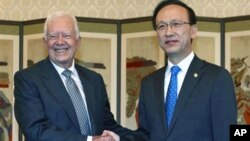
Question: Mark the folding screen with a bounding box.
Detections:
[0,21,20,141]
[225,16,250,125]
[1,15,250,141]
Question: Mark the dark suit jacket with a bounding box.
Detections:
[137,55,237,141]
[14,58,147,141]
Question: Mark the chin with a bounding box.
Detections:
[164,47,179,54]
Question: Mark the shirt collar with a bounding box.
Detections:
[167,51,194,73]
[51,59,76,76]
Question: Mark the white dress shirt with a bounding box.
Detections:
[164,52,195,102]
[51,60,92,140]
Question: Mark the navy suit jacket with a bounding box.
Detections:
[14,58,147,141]
[137,55,237,141]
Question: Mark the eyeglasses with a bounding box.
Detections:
[156,20,190,31]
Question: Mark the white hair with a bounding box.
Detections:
[43,11,80,41]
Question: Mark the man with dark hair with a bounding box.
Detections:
[137,1,237,141]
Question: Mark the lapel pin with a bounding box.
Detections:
[194,73,198,78]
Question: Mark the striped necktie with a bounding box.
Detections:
[62,69,91,135]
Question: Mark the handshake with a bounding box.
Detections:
[93,130,119,141]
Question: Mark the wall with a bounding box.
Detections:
[0,0,250,21]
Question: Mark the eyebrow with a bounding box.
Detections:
[157,19,183,23]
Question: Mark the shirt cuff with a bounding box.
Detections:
[87,136,92,141]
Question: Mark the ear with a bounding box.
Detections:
[42,37,49,48]
[43,37,46,43]
[76,36,81,49]
[191,24,197,39]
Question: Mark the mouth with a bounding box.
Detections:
[54,48,68,53]
[53,46,69,53]
[165,39,179,45]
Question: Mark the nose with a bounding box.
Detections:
[164,26,174,36]
[56,34,65,44]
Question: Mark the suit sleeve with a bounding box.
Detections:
[211,69,237,141]
[132,77,150,141]
[96,74,148,141]
[14,71,87,141]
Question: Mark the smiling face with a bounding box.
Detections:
[44,15,80,68]
[156,4,197,64]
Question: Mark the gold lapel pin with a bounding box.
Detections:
[194,73,198,78]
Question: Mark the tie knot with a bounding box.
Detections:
[62,69,72,78]
[171,66,181,75]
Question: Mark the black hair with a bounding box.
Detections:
[152,0,197,30]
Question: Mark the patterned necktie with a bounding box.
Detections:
[165,66,181,127]
[62,69,91,135]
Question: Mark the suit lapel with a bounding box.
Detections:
[40,59,80,129]
[153,66,169,132]
[167,56,204,134]
[75,65,97,135]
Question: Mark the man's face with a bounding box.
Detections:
[155,4,197,60]
[44,15,80,68]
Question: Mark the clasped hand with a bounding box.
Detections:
[93,130,119,141]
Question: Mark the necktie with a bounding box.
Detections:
[62,69,91,135]
[165,66,181,127]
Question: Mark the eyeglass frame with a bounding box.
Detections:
[155,20,191,31]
